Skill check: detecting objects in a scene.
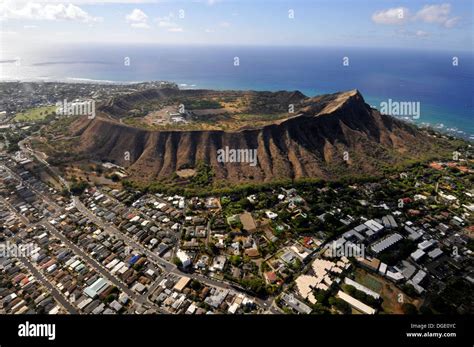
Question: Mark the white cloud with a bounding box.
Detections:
[372,7,409,25]
[416,4,448,24]
[156,12,182,32]
[415,4,459,28]
[219,21,230,28]
[125,8,150,29]
[373,3,461,29]
[443,16,460,28]
[126,8,148,23]
[0,1,101,22]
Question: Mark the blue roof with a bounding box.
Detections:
[129,255,140,264]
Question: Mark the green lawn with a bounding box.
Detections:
[14,106,56,122]
[355,269,383,293]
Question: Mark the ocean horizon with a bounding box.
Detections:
[1,44,473,139]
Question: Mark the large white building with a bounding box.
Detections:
[337,290,376,315]
[176,249,191,268]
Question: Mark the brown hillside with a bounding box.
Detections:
[64,89,445,183]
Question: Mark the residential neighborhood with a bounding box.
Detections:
[1,138,472,315]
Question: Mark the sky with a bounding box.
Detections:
[0,0,472,51]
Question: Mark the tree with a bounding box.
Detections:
[329,297,351,314]
[110,173,121,182]
[70,181,89,195]
[105,294,116,303]
[402,284,418,297]
[291,258,302,271]
[237,197,254,211]
[342,284,356,296]
[229,255,242,266]
[241,277,267,297]
[172,257,183,267]
[190,280,202,291]
[207,242,218,256]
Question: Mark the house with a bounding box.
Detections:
[411,270,427,286]
[173,276,191,292]
[247,195,257,204]
[370,233,403,254]
[109,300,123,312]
[438,191,458,204]
[210,256,226,272]
[264,271,278,284]
[405,225,423,241]
[378,262,387,275]
[204,288,229,308]
[244,248,260,258]
[84,278,109,299]
[411,249,426,262]
[281,293,312,314]
[156,243,170,256]
[356,257,381,272]
[265,211,278,220]
[418,240,436,252]
[397,261,416,279]
[290,244,310,262]
[228,302,240,314]
[364,219,384,233]
[428,248,443,259]
[176,249,192,268]
[194,255,209,270]
[239,212,257,232]
[132,282,146,294]
[281,251,297,264]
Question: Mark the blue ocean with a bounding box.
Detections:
[1,44,473,138]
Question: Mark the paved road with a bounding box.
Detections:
[13,140,282,314]
[171,269,280,313]
[19,137,70,191]
[74,196,176,273]
[75,196,282,313]
[41,221,152,307]
[1,197,78,314]
[42,220,172,313]
[0,196,30,225]
[0,163,62,212]
[17,257,79,314]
